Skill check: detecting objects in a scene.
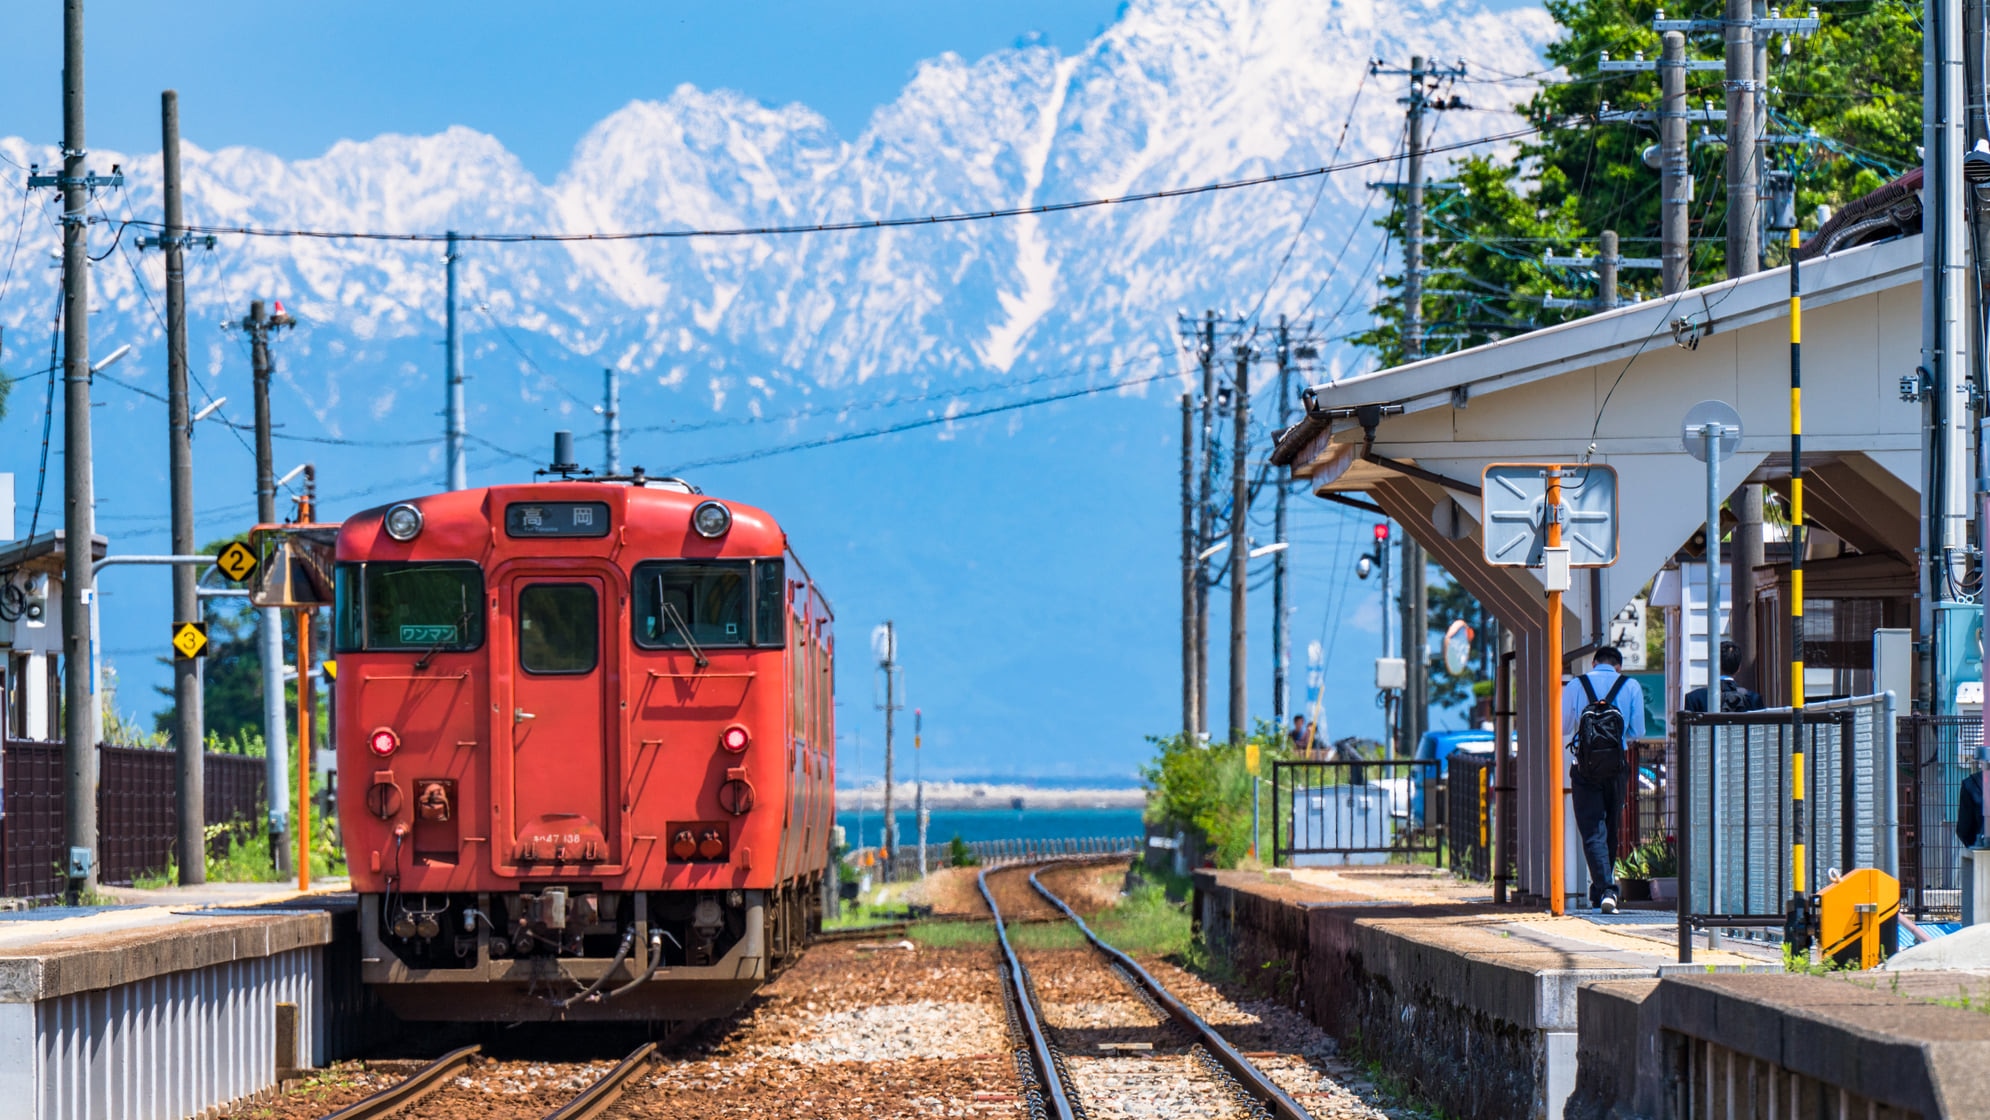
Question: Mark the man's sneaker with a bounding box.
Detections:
[1600,892,1619,914]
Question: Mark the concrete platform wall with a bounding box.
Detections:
[0,911,331,1120]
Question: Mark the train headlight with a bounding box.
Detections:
[384,503,424,542]
[720,724,750,753]
[368,726,400,758]
[691,500,732,539]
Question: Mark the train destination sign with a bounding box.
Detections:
[504,501,612,538]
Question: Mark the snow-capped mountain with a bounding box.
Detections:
[0,0,1552,767]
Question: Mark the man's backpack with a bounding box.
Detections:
[1573,674,1629,783]
[1717,679,1752,713]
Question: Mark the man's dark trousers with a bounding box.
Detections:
[1570,768,1625,905]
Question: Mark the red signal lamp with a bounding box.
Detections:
[368,727,400,758]
[1373,523,1390,542]
[720,724,750,753]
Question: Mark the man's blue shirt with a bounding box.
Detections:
[1560,665,1645,755]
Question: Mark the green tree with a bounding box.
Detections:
[1361,0,1921,359]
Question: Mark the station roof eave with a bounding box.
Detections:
[1271,233,1924,641]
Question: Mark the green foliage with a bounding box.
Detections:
[1141,722,1288,868]
[1360,0,1922,360]
[131,809,344,886]
[947,834,978,867]
[1613,837,1677,880]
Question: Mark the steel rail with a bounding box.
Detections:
[1029,865,1313,1120]
[543,1042,659,1120]
[316,1043,481,1120]
[978,864,1078,1120]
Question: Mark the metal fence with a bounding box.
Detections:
[1899,713,1980,918]
[1678,702,1888,925]
[1448,753,1493,881]
[857,835,1142,882]
[1620,739,1675,859]
[0,740,267,898]
[1271,758,1444,868]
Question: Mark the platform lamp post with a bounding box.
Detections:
[1681,402,1741,941]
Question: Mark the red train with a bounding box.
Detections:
[332,454,835,1021]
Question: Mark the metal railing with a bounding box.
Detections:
[1899,713,1981,918]
[1448,753,1494,881]
[854,835,1142,882]
[1271,758,1444,868]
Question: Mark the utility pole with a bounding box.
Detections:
[1404,55,1427,361]
[1927,0,1974,714]
[444,231,466,491]
[245,298,294,872]
[877,621,899,857]
[161,90,203,885]
[58,0,97,903]
[1597,231,1620,311]
[1660,32,1690,295]
[1400,536,1426,757]
[1724,0,1759,277]
[913,709,926,878]
[1195,311,1216,738]
[603,367,621,475]
[1228,339,1249,741]
[1180,393,1198,740]
[1271,318,1297,732]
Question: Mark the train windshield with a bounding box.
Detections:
[633,558,785,649]
[334,561,486,652]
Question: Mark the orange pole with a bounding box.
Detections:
[296,610,311,891]
[1545,471,1565,916]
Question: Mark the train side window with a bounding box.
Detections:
[753,560,785,645]
[334,561,484,653]
[518,583,599,674]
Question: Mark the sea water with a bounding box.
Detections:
[835,806,1145,850]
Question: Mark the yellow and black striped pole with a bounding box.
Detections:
[1786,226,1812,953]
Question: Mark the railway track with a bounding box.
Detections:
[316,1041,656,1120]
[980,859,1313,1120]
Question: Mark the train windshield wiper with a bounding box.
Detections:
[413,599,470,671]
[658,598,709,669]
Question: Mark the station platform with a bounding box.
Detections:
[1193,866,1990,1120]
[0,882,346,1120]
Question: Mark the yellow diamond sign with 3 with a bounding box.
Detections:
[172,622,209,660]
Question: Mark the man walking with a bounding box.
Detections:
[1561,646,1645,913]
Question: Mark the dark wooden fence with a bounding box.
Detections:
[1,740,266,899]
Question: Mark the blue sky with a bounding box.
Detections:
[0,1,1541,779]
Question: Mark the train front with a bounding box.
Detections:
[334,479,835,1021]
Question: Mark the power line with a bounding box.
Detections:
[113,126,1545,246]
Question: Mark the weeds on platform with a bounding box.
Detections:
[131,812,347,887]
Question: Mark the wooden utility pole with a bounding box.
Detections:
[1271,319,1295,731]
[161,90,204,885]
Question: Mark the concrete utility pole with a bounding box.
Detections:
[1403,54,1427,362]
[245,298,293,872]
[1195,311,1216,738]
[1660,32,1690,295]
[1271,318,1296,730]
[1400,536,1426,757]
[877,621,898,857]
[161,90,204,885]
[602,367,621,475]
[444,231,466,492]
[58,0,97,902]
[1724,0,1759,277]
[1228,340,1249,742]
[1926,0,1973,713]
[1597,230,1620,311]
[1180,393,1198,740]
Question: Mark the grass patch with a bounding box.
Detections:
[894,874,1195,956]
[130,814,347,889]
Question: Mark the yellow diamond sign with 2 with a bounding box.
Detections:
[216,541,259,583]
[172,621,209,660]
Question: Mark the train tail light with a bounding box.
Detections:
[698,829,726,859]
[672,830,697,860]
[720,724,750,753]
[368,727,400,758]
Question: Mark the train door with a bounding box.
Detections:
[495,571,617,869]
